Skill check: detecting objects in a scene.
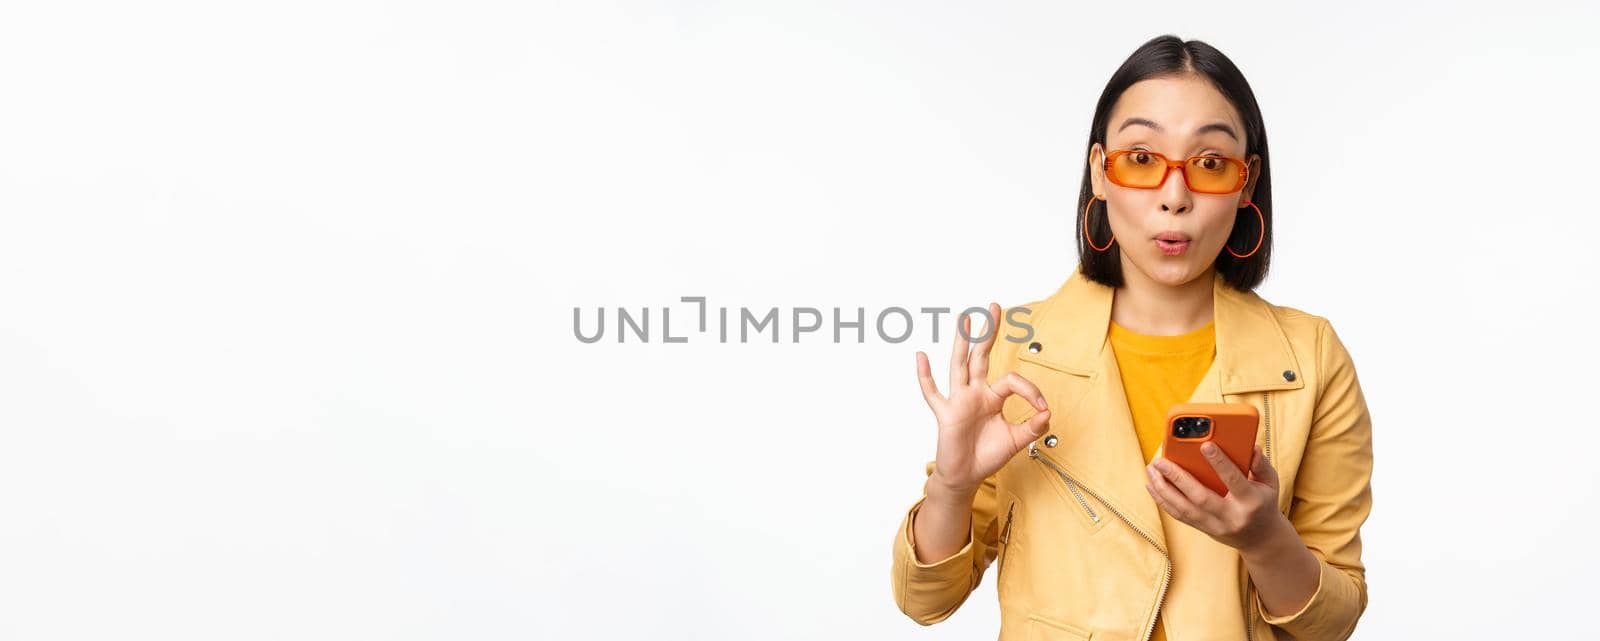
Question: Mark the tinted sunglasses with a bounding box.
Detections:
[1103,149,1248,194]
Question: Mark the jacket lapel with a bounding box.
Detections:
[1024,267,1305,548]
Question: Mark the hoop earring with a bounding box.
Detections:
[1083,195,1114,252]
[1227,200,1265,259]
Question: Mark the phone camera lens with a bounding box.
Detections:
[1172,416,1211,439]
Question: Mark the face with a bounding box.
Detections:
[1089,74,1261,287]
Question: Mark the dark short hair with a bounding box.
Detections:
[1077,35,1272,291]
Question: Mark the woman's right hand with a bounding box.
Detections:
[915,302,1052,499]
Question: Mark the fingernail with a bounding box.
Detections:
[1033,399,1047,411]
[1201,442,1218,456]
[1146,465,1158,480]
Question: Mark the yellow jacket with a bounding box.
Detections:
[891,267,1373,641]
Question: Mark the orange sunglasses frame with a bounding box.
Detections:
[1103,149,1249,194]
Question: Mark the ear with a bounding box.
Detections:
[1088,144,1106,196]
[1240,153,1262,204]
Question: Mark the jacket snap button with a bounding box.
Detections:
[1043,434,1058,447]
[1028,342,1042,353]
[1282,370,1296,382]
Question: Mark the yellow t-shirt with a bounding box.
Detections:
[1108,317,1217,641]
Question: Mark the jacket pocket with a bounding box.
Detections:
[1026,443,1108,533]
[1026,612,1092,641]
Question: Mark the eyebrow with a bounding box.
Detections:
[1117,117,1239,141]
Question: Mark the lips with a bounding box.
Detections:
[1153,231,1191,256]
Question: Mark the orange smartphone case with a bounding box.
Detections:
[1160,402,1259,496]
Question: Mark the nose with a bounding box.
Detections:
[1158,164,1193,214]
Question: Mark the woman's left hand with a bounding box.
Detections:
[1145,443,1287,553]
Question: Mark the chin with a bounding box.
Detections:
[1130,255,1208,287]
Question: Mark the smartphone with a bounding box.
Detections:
[1159,402,1259,496]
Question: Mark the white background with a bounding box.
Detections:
[2,1,1596,639]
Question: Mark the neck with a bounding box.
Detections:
[1110,263,1216,336]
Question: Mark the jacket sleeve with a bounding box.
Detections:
[889,462,1003,625]
[889,312,1022,625]
[1255,318,1374,640]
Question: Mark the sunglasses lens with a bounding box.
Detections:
[1185,157,1244,193]
[1109,151,1168,188]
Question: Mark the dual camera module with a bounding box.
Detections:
[1171,416,1212,439]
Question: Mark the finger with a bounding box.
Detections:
[948,311,970,389]
[1153,458,1220,511]
[1145,478,1184,522]
[915,351,945,408]
[1248,445,1279,488]
[968,302,1001,384]
[1146,463,1208,527]
[1007,409,1051,444]
[988,372,1049,412]
[1201,441,1253,497]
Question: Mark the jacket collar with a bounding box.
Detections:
[1018,267,1303,547]
[1022,266,1303,395]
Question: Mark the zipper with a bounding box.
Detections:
[1028,441,1169,641]
[1244,583,1257,641]
[1027,442,1100,524]
[1262,391,1274,464]
[1244,391,1276,641]
[998,500,1017,580]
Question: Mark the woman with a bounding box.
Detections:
[891,36,1373,641]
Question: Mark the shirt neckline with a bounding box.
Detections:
[1107,318,1216,355]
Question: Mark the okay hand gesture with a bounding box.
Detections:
[915,303,1052,497]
